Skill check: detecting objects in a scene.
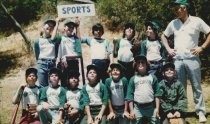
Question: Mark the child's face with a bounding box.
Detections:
[87,69,98,84]
[68,77,79,89]
[64,24,75,36]
[125,27,134,39]
[43,23,54,35]
[111,68,121,81]
[26,73,37,86]
[93,29,103,38]
[136,60,147,74]
[49,73,60,86]
[146,26,156,39]
[163,67,176,80]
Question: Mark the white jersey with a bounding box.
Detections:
[110,80,124,106]
[133,74,154,103]
[66,89,81,109]
[146,40,162,61]
[86,83,102,105]
[21,86,40,109]
[117,39,134,62]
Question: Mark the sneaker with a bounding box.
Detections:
[199,113,207,123]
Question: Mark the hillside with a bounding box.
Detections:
[0,16,210,124]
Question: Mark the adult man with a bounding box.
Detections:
[161,0,210,123]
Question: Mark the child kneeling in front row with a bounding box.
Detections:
[12,68,40,124]
[37,68,66,124]
[126,55,161,124]
[80,64,108,124]
[159,62,187,124]
[105,63,130,124]
[64,70,83,124]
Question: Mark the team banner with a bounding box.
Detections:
[57,4,95,17]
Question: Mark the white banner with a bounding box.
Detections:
[57,4,95,17]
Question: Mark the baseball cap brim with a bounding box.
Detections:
[134,55,147,62]
[43,19,56,26]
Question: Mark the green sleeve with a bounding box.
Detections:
[151,74,161,97]
[74,37,82,56]
[104,78,112,99]
[121,77,129,98]
[126,76,135,101]
[53,36,61,59]
[79,89,85,111]
[106,40,113,55]
[113,39,120,58]
[59,87,67,109]
[100,83,108,106]
[39,87,48,103]
[81,84,90,106]
[140,40,147,56]
[34,39,40,60]
[173,81,188,113]
[80,37,91,46]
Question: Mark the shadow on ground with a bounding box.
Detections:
[0,50,23,79]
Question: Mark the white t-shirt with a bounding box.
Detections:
[22,86,40,109]
[66,89,81,109]
[58,36,78,59]
[86,83,102,105]
[133,74,154,103]
[117,39,134,62]
[110,80,124,106]
[163,16,210,59]
[146,40,162,61]
[38,38,56,59]
[46,87,61,109]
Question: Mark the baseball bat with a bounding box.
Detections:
[10,103,20,124]
[10,86,25,124]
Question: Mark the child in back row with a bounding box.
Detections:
[113,23,137,80]
[105,63,130,124]
[140,20,166,81]
[37,68,66,124]
[126,55,161,124]
[159,62,187,124]
[53,17,81,87]
[80,23,113,83]
[64,70,83,124]
[80,64,108,124]
[12,68,40,124]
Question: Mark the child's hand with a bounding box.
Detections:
[20,83,27,88]
[95,114,102,122]
[174,111,181,118]
[107,112,116,120]
[155,108,160,119]
[129,110,136,120]
[87,116,93,124]
[42,102,50,110]
[74,17,80,27]
[64,103,70,109]
[123,111,130,119]
[167,112,174,119]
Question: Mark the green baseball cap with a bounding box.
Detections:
[174,0,190,6]
[43,19,56,26]
[64,18,76,26]
[110,63,126,72]
[145,20,160,33]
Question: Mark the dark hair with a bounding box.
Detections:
[86,64,101,82]
[123,23,136,38]
[25,68,37,77]
[49,68,61,78]
[92,23,104,35]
